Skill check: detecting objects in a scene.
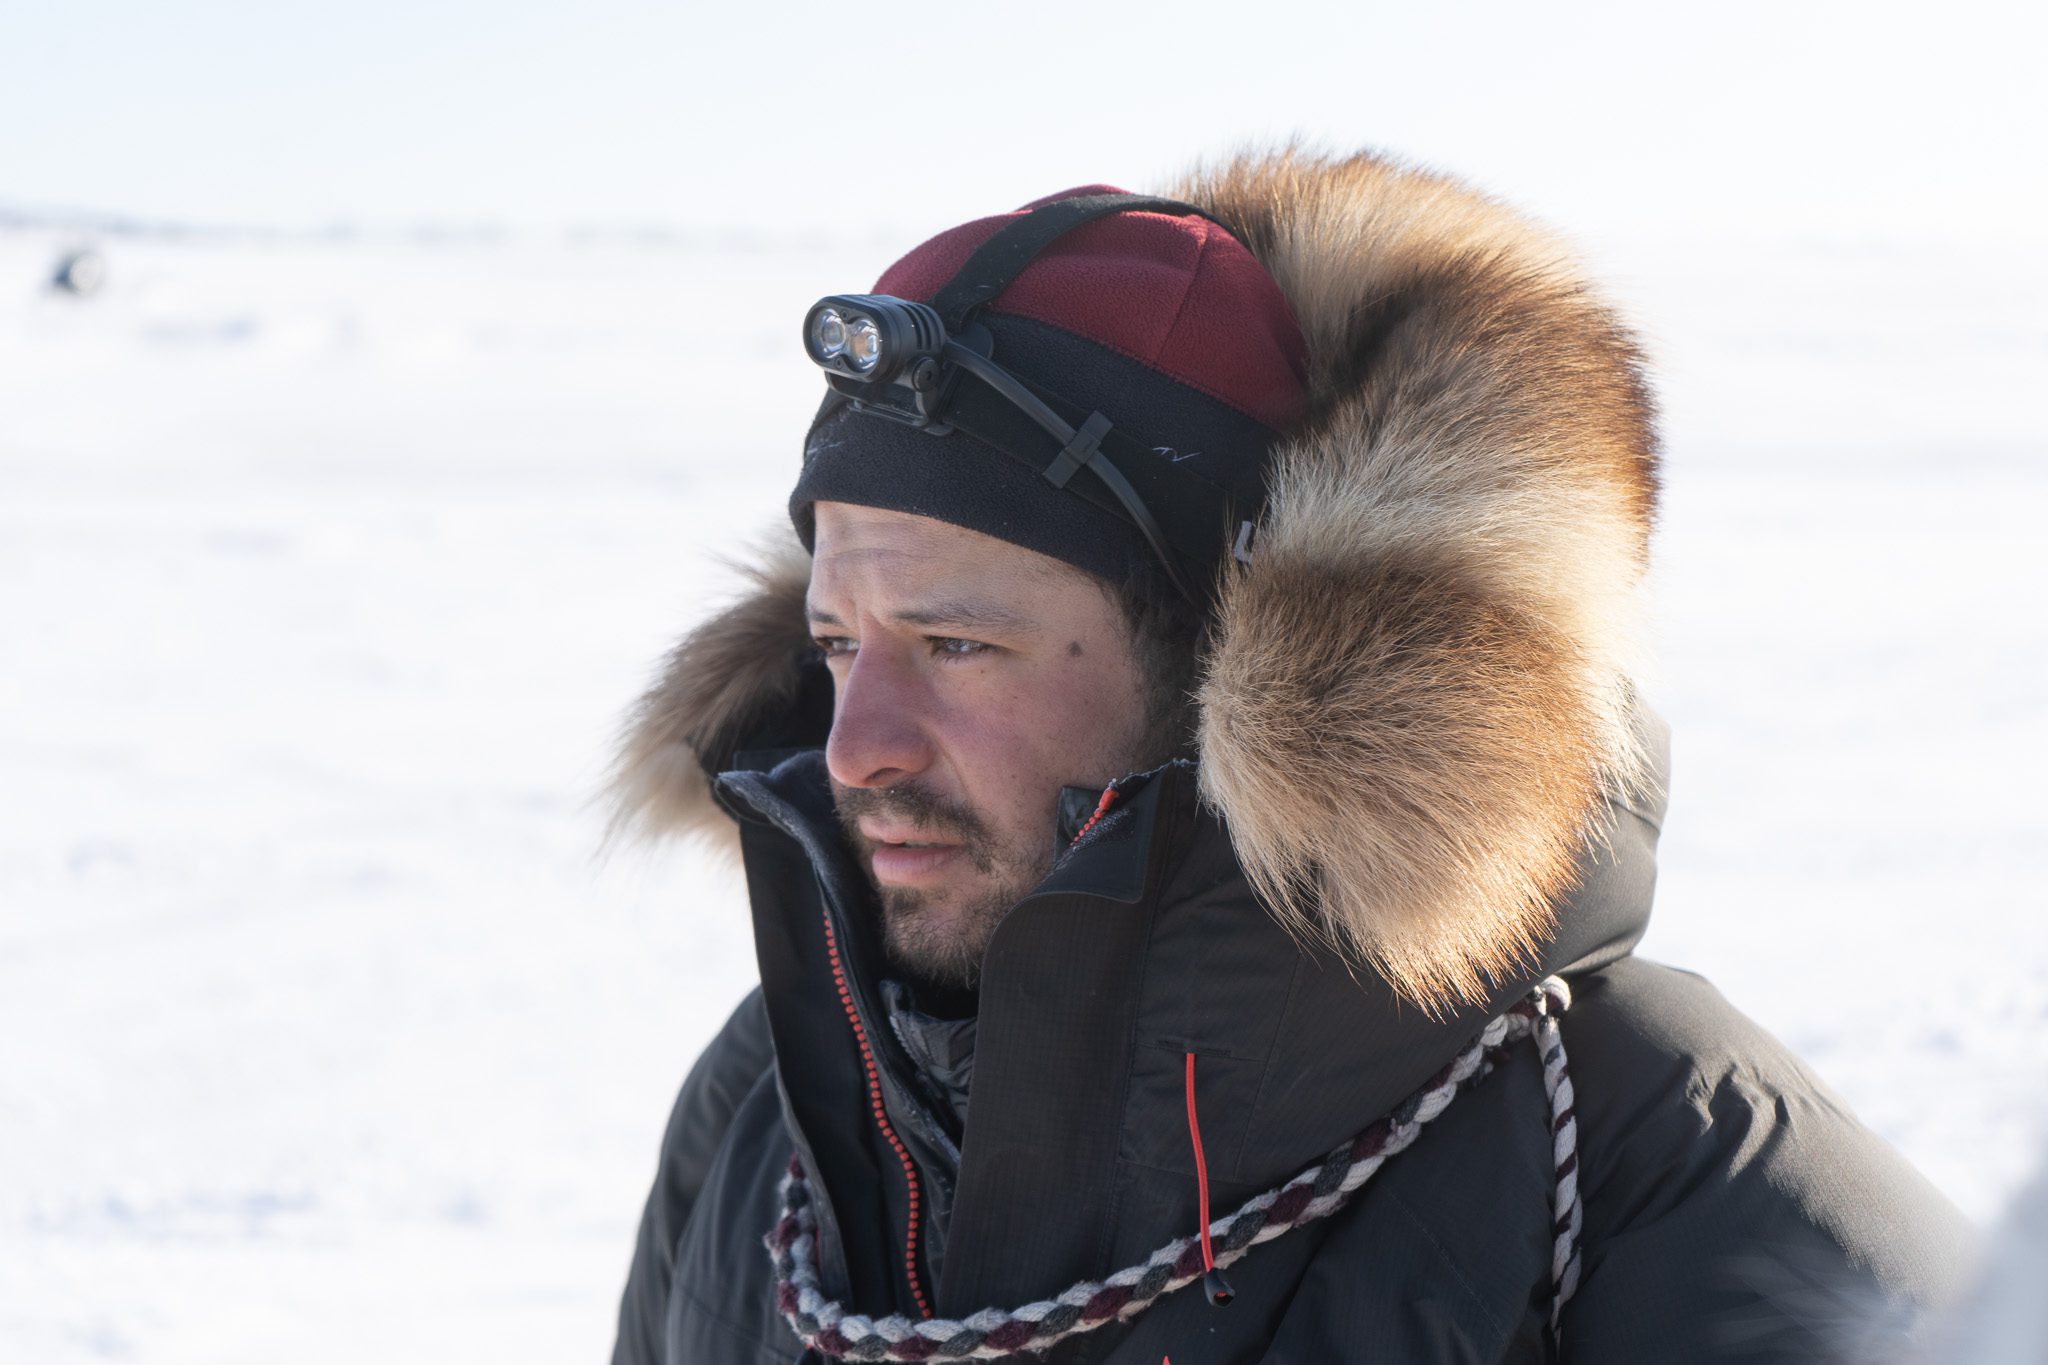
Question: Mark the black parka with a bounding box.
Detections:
[611,708,1972,1364]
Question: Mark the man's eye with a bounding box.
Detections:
[812,636,855,658]
[929,637,991,659]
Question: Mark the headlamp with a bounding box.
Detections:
[802,295,945,386]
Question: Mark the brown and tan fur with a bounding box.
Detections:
[607,146,1663,1016]
[604,532,813,865]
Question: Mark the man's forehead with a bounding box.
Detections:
[806,502,1107,628]
[809,503,1075,585]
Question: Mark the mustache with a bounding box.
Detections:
[832,779,993,854]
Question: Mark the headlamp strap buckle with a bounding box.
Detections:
[1042,411,1114,489]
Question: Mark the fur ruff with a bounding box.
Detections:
[604,533,813,864]
[606,146,1663,1014]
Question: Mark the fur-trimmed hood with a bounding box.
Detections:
[608,147,1663,1015]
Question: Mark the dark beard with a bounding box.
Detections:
[831,778,1049,995]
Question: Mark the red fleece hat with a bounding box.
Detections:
[873,184,1308,432]
[791,186,1310,592]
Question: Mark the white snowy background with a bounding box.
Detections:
[3,2,2044,1361]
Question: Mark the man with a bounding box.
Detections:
[606,149,1972,1363]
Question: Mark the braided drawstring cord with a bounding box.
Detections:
[1531,979,1582,1331]
[766,977,1581,1361]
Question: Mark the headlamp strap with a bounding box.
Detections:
[934,365,1235,604]
[1042,411,1113,490]
[931,193,1225,332]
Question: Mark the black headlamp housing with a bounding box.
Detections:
[802,294,945,384]
[802,293,988,431]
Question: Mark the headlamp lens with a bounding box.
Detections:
[810,307,847,360]
[846,317,881,372]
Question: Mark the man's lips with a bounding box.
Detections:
[859,822,964,885]
[858,820,959,850]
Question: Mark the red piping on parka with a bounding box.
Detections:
[1184,1052,1235,1307]
[1077,782,1234,1308]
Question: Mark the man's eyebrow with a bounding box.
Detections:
[804,599,1034,633]
[893,599,1034,632]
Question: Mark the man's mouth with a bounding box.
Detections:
[860,821,954,848]
[859,822,966,884]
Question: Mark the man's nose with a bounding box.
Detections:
[824,644,936,791]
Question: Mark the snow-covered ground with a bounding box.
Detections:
[1,225,2042,1362]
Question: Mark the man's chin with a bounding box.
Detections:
[876,883,1010,994]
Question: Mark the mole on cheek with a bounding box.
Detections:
[1067,640,1083,658]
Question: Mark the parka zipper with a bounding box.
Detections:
[817,901,934,1319]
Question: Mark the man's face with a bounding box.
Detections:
[808,501,1155,993]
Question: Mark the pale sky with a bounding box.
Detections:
[3,0,2042,246]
